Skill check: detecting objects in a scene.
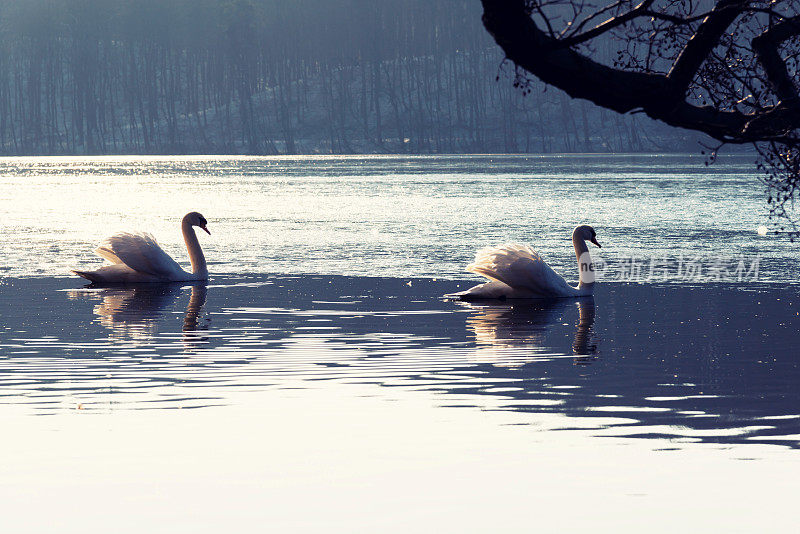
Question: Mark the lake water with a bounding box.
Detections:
[0,154,798,532]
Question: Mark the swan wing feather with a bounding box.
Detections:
[95,246,123,264]
[95,232,184,277]
[467,244,575,296]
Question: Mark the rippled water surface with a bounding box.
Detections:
[4,276,799,443]
[0,153,793,280]
[1,155,799,532]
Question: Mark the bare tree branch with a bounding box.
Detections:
[559,0,655,47]
[481,0,800,225]
[753,15,800,104]
[668,0,749,93]
[482,0,800,141]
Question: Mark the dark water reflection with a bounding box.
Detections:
[67,283,211,346]
[462,298,597,359]
[1,275,799,448]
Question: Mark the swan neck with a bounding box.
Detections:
[573,232,595,292]
[182,220,207,277]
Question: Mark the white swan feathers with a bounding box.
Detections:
[73,212,210,284]
[452,225,602,300]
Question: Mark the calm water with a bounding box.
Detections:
[1,154,799,532]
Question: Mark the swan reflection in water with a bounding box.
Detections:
[67,283,209,348]
[180,284,209,350]
[461,298,597,366]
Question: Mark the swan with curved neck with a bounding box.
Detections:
[450,225,602,300]
[73,212,211,285]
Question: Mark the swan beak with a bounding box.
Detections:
[590,237,601,248]
[200,225,210,235]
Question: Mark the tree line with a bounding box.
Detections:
[0,0,702,155]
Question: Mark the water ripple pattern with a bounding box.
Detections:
[1,275,798,449]
[0,154,790,281]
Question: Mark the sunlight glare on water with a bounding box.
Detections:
[0,153,789,281]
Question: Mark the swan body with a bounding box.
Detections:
[450,225,601,300]
[73,212,210,285]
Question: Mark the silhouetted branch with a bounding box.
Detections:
[558,0,656,47]
[667,0,748,92]
[482,0,800,224]
[753,15,800,104]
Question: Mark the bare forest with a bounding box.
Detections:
[0,0,705,155]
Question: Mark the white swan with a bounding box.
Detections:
[73,212,210,284]
[450,225,601,300]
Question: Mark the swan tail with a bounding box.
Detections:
[445,281,511,301]
[72,270,103,283]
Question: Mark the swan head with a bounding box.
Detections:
[575,225,601,248]
[184,211,210,235]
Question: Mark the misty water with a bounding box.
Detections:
[1,154,799,532]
